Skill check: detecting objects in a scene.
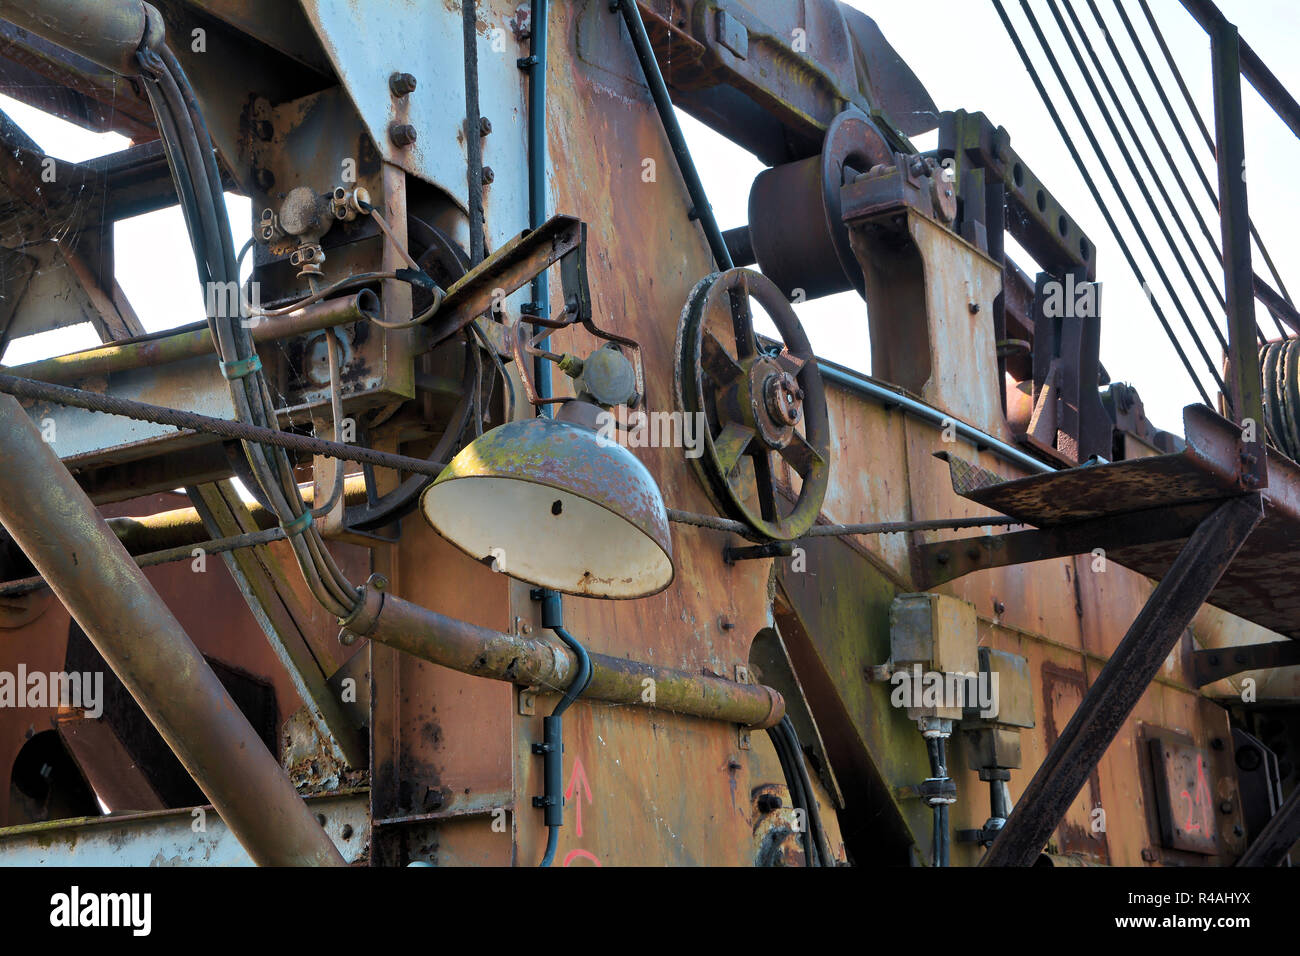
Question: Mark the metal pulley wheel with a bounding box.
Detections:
[746,108,893,301]
[674,268,830,540]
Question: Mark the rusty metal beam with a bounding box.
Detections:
[188,481,367,769]
[1206,10,1265,489]
[915,501,1218,588]
[417,214,583,348]
[0,390,344,867]
[982,494,1262,866]
[8,291,377,386]
[1194,640,1300,687]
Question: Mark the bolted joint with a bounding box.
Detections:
[389,123,418,148]
[481,166,495,185]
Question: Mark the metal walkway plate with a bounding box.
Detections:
[941,404,1300,639]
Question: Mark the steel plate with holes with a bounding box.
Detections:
[1149,738,1219,855]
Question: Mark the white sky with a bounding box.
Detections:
[2,0,1296,437]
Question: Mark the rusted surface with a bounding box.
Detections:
[942,405,1300,639]
[0,393,343,865]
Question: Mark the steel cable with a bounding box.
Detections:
[992,0,1219,406]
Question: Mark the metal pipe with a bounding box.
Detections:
[8,292,378,387]
[0,0,161,76]
[0,392,344,866]
[818,362,1055,474]
[339,579,784,728]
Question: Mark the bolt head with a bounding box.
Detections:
[481,165,495,185]
[479,116,493,136]
[389,72,417,97]
[389,122,417,148]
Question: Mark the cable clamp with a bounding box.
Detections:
[220,354,263,380]
[280,509,314,537]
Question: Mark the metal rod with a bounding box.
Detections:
[1208,11,1267,488]
[0,526,288,598]
[668,508,1021,540]
[820,362,1056,474]
[340,583,784,729]
[613,0,735,272]
[0,391,344,866]
[1181,0,1300,142]
[0,372,445,477]
[981,494,1262,866]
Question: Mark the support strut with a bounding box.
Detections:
[0,392,344,867]
[982,494,1262,866]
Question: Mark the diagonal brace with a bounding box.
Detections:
[982,494,1263,866]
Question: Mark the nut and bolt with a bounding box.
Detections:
[481,165,495,185]
[389,72,418,97]
[389,122,418,148]
[479,116,493,136]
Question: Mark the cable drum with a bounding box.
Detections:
[1260,338,1300,460]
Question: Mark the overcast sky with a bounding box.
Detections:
[2,0,1295,436]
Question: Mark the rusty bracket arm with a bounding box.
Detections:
[981,494,1262,866]
[1193,640,1300,687]
[915,500,1218,587]
[416,214,583,350]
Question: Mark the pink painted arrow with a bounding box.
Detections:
[565,756,594,837]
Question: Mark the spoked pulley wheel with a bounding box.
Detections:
[674,268,830,540]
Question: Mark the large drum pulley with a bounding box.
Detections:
[674,268,830,540]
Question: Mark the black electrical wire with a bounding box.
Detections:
[612,0,735,272]
[992,0,1218,407]
[138,43,362,619]
[537,593,593,868]
[766,716,835,866]
[926,735,951,867]
[1037,0,1241,362]
[1125,0,1292,338]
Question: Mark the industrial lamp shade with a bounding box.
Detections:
[420,415,674,599]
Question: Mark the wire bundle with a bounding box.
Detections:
[767,716,836,867]
[993,0,1296,415]
[135,42,360,619]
